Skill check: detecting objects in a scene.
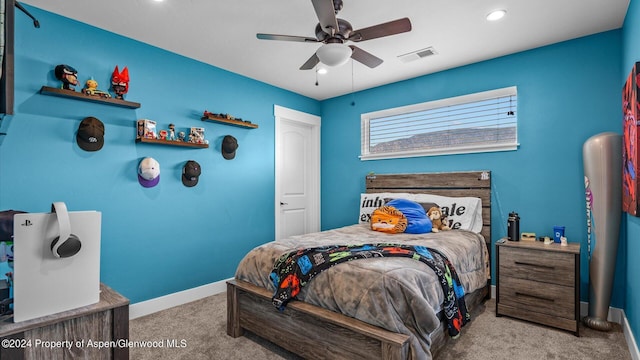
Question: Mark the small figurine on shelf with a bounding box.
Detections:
[178,131,186,142]
[168,124,176,141]
[137,119,157,139]
[83,78,112,98]
[189,127,205,144]
[54,64,79,91]
[137,121,144,139]
[158,129,168,140]
[111,65,130,100]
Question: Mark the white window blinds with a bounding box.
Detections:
[361,86,518,160]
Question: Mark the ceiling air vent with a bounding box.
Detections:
[398,47,437,63]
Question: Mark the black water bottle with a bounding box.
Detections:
[507,212,520,241]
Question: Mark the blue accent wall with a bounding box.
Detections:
[0,7,635,350]
[0,6,319,303]
[320,30,624,306]
[623,0,640,349]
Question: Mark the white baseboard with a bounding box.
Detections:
[492,285,638,359]
[589,303,640,359]
[622,309,640,360]
[129,278,231,320]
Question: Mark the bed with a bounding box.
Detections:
[227,171,492,360]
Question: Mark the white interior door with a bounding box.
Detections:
[274,105,320,241]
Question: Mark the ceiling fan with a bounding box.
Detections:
[256,0,412,70]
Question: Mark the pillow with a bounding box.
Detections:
[408,193,483,233]
[370,206,407,234]
[358,192,413,224]
[385,198,432,234]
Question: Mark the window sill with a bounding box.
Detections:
[360,143,519,161]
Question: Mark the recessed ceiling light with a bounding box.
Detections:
[486,9,506,21]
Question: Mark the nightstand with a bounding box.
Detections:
[0,283,129,359]
[496,239,580,336]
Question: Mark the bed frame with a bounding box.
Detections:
[227,171,492,360]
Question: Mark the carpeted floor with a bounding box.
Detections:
[129,293,632,360]
[129,293,299,360]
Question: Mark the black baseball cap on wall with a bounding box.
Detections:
[222,135,238,160]
[76,116,105,151]
[182,160,201,187]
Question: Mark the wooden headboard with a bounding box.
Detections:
[365,170,492,244]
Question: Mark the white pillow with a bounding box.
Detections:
[358,192,483,233]
[408,193,483,233]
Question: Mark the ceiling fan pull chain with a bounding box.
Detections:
[351,59,356,106]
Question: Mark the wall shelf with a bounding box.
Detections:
[201,113,258,129]
[40,86,141,109]
[136,138,208,148]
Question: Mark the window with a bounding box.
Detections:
[360,87,518,160]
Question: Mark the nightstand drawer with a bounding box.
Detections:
[499,246,575,286]
[499,276,575,319]
[496,303,579,333]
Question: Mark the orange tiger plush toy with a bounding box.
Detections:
[370,206,407,234]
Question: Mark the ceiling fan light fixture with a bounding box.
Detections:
[316,43,352,67]
[486,9,506,21]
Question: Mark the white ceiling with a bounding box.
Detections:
[21,0,629,101]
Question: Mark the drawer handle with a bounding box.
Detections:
[515,292,555,303]
[514,261,555,270]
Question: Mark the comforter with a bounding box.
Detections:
[234,224,489,360]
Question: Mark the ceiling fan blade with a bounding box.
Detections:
[311,0,339,35]
[300,53,321,70]
[349,45,383,68]
[257,33,319,43]
[349,18,412,42]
